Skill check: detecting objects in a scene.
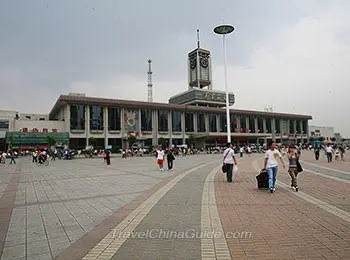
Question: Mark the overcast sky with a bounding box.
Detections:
[1,0,349,136]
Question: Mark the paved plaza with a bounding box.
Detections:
[0,151,349,259]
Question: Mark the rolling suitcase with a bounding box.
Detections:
[256,169,268,189]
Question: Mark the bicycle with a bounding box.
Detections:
[36,159,49,166]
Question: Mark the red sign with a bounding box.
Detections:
[22,128,28,132]
[43,128,48,133]
[32,128,39,132]
[52,128,57,132]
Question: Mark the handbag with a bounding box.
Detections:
[296,159,303,173]
[222,149,230,173]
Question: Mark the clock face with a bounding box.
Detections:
[190,58,196,69]
[200,57,208,68]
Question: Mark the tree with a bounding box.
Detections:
[128,135,137,147]
[187,135,195,148]
[88,137,97,148]
[47,136,56,147]
[158,137,165,147]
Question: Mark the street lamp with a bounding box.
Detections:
[214,24,234,143]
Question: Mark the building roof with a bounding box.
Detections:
[49,94,313,120]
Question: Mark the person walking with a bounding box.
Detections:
[263,142,285,193]
[325,144,333,163]
[105,150,111,165]
[314,145,320,160]
[166,148,175,170]
[223,143,238,183]
[156,146,165,171]
[239,146,244,157]
[9,150,16,164]
[287,145,299,192]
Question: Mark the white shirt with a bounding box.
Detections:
[247,147,251,153]
[265,149,282,168]
[157,150,165,160]
[223,148,235,164]
[239,147,244,153]
[326,147,333,153]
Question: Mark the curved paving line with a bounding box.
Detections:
[252,159,350,223]
[300,160,350,175]
[201,165,232,260]
[81,160,218,260]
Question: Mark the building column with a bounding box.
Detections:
[245,116,249,133]
[86,105,90,145]
[216,115,220,133]
[194,113,198,133]
[205,113,209,134]
[152,110,158,146]
[181,112,186,145]
[168,111,172,147]
[121,108,125,149]
[65,104,70,133]
[272,118,276,142]
[104,106,108,147]
[254,117,258,133]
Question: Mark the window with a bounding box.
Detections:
[90,105,104,130]
[219,114,226,132]
[70,104,85,130]
[249,116,255,133]
[158,110,168,131]
[275,118,280,134]
[185,113,194,132]
[296,120,301,133]
[302,121,307,133]
[266,118,272,133]
[240,116,246,132]
[141,109,152,131]
[209,114,217,132]
[108,107,121,131]
[257,117,264,133]
[197,113,206,133]
[289,120,295,134]
[172,111,182,132]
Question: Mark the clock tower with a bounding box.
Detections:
[188,29,212,90]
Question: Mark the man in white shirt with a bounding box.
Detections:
[325,144,333,163]
[264,143,285,193]
[223,143,238,183]
[156,146,165,171]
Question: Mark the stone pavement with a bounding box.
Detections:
[0,154,221,260]
[0,151,349,259]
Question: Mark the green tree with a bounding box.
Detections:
[47,136,56,147]
[88,137,97,147]
[128,135,137,147]
[187,135,195,148]
[158,137,165,147]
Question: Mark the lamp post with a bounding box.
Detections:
[214,24,234,143]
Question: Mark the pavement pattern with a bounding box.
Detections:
[0,150,349,259]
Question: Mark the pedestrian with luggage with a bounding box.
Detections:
[223,143,238,183]
[263,142,285,193]
[287,145,299,192]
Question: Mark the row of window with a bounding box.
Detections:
[70,105,308,133]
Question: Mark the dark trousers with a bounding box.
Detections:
[226,164,234,182]
[106,157,110,165]
[10,157,16,164]
[315,151,319,160]
[167,160,173,170]
[240,152,243,157]
[327,152,332,162]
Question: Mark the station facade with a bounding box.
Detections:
[48,93,312,150]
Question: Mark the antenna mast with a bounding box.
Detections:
[147,59,153,102]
